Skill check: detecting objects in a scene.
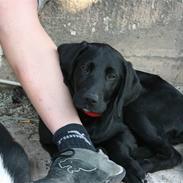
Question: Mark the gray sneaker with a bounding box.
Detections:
[34,148,126,183]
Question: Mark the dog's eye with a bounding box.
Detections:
[106,73,117,80]
[80,64,89,74]
[106,67,117,80]
[80,63,93,74]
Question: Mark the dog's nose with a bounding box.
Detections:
[84,93,99,105]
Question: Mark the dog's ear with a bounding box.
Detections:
[57,41,88,86]
[115,60,142,117]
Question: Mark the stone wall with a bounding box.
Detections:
[0,0,183,85]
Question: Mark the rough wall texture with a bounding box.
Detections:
[0,0,183,85]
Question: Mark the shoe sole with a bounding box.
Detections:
[106,169,126,183]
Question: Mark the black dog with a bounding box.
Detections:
[39,42,183,183]
[0,123,30,183]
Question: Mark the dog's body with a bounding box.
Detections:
[39,42,183,183]
[0,123,30,183]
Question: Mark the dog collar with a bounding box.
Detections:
[83,111,102,117]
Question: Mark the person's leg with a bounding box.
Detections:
[0,1,125,182]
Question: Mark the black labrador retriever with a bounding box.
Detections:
[39,42,183,183]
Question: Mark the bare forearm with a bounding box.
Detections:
[0,0,81,133]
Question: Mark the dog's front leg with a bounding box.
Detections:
[127,115,182,172]
[102,132,146,183]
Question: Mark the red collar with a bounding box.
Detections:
[83,111,102,117]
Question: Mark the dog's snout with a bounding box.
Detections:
[84,93,99,105]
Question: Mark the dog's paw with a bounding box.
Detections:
[138,159,153,172]
[124,166,146,183]
[144,173,155,183]
[124,173,147,183]
[124,173,152,183]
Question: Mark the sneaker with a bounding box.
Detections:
[34,148,126,183]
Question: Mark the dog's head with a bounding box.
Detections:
[58,42,142,142]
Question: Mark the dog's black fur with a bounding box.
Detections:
[0,123,30,183]
[39,42,183,183]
